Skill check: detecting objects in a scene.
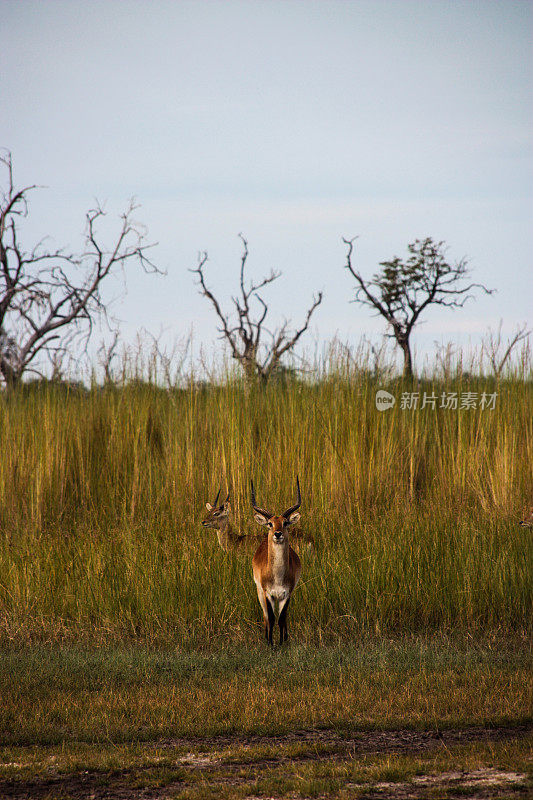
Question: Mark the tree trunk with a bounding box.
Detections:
[399,337,414,378]
[0,358,22,389]
[241,355,259,389]
[240,346,271,389]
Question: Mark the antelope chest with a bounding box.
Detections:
[265,546,290,602]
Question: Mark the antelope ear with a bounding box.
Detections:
[254,513,269,526]
[285,511,300,526]
[220,502,231,516]
[205,503,213,511]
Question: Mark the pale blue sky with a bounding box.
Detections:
[1,0,531,372]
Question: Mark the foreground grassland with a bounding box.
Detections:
[0,372,531,795]
[1,641,531,798]
[0,637,533,800]
[3,641,532,744]
[2,737,531,799]
[0,373,531,644]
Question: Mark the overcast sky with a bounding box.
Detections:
[1,0,531,372]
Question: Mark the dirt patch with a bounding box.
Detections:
[178,751,221,767]
[155,722,532,757]
[0,724,530,799]
[356,768,529,799]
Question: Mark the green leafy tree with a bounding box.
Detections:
[343,236,494,378]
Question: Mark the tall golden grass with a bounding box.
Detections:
[0,351,531,645]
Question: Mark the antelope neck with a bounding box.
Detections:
[215,516,231,532]
[267,535,289,568]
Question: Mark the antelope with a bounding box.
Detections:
[251,477,302,645]
[519,508,533,527]
[202,489,248,553]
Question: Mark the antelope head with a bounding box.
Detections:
[202,489,231,529]
[251,477,301,543]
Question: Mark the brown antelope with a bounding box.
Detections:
[202,489,248,553]
[251,477,302,645]
[519,508,533,527]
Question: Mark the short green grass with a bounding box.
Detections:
[2,639,531,746]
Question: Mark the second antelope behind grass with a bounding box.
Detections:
[202,490,247,553]
[251,478,302,646]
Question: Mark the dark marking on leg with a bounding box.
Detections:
[278,597,290,645]
[266,598,275,646]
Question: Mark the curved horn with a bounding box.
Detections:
[283,476,302,518]
[223,491,230,505]
[213,488,221,507]
[250,479,273,519]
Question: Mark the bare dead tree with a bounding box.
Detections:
[143,329,192,389]
[191,235,323,385]
[433,340,458,380]
[482,320,530,378]
[0,151,160,388]
[97,331,121,384]
[343,236,495,378]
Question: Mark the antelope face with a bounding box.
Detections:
[250,477,301,542]
[202,503,230,528]
[202,490,230,528]
[265,513,301,544]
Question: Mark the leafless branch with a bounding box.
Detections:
[0,152,161,387]
[191,235,323,385]
[482,321,530,378]
[97,330,121,384]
